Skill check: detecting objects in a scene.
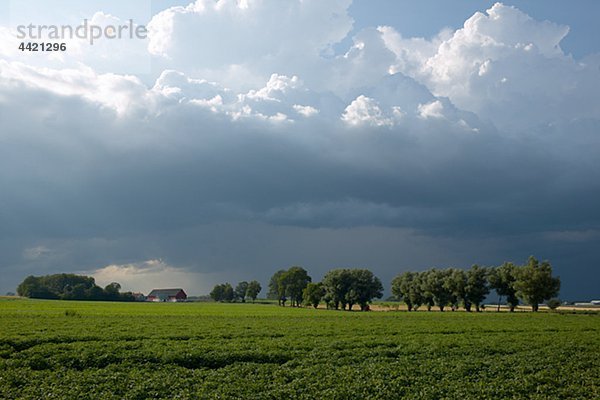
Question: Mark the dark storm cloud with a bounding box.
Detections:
[1,75,599,299]
[4,85,598,241]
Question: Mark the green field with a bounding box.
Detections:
[1,299,599,399]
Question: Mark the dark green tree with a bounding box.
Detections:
[391,271,418,311]
[425,269,452,311]
[465,265,489,312]
[280,266,311,307]
[321,268,382,311]
[321,269,352,310]
[419,270,435,311]
[346,269,383,311]
[514,256,560,312]
[222,283,234,302]
[267,270,287,305]
[235,281,249,302]
[87,285,106,301]
[210,283,235,302]
[16,274,130,301]
[407,273,424,311]
[444,268,467,311]
[210,284,225,302]
[246,280,262,302]
[303,282,325,308]
[489,262,519,311]
[546,298,561,310]
[104,282,121,300]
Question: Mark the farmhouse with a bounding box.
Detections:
[146,288,187,302]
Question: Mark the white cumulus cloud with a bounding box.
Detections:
[341,95,393,127]
[418,100,445,119]
[381,2,600,130]
[147,0,353,91]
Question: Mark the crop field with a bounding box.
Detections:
[1,299,599,399]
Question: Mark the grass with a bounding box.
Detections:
[1,298,599,399]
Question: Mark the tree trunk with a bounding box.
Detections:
[497,295,502,312]
[532,303,539,312]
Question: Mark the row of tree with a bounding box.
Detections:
[267,267,384,311]
[391,256,560,312]
[210,280,262,303]
[16,274,135,301]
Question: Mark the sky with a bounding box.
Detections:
[0,1,599,300]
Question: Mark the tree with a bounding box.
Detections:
[321,269,352,310]
[407,273,424,311]
[104,282,122,300]
[235,281,249,303]
[444,268,467,311]
[246,280,262,302]
[222,283,234,302]
[64,283,88,300]
[281,266,311,307]
[489,262,519,311]
[303,283,325,308]
[429,269,454,311]
[16,274,131,301]
[321,268,382,311]
[87,285,106,301]
[419,270,435,311]
[546,298,561,310]
[17,275,47,298]
[391,272,418,311]
[514,256,560,312]
[465,265,489,312]
[347,269,383,311]
[210,284,225,302]
[268,270,287,305]
[210,283,234,302]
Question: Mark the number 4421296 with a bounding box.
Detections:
[19,42,67,52]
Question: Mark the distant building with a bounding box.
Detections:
[591,300,600,306]
[146,288,187,302]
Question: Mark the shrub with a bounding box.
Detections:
[546,298,561,310]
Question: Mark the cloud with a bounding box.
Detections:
[89,259,229,294]
[0,60,149,114]
[418,100,444,119]
[0,58,597,236]
[147,0,353,90]
[382,2,600,130]
[293,104,319,118]
[341,95,393,127]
